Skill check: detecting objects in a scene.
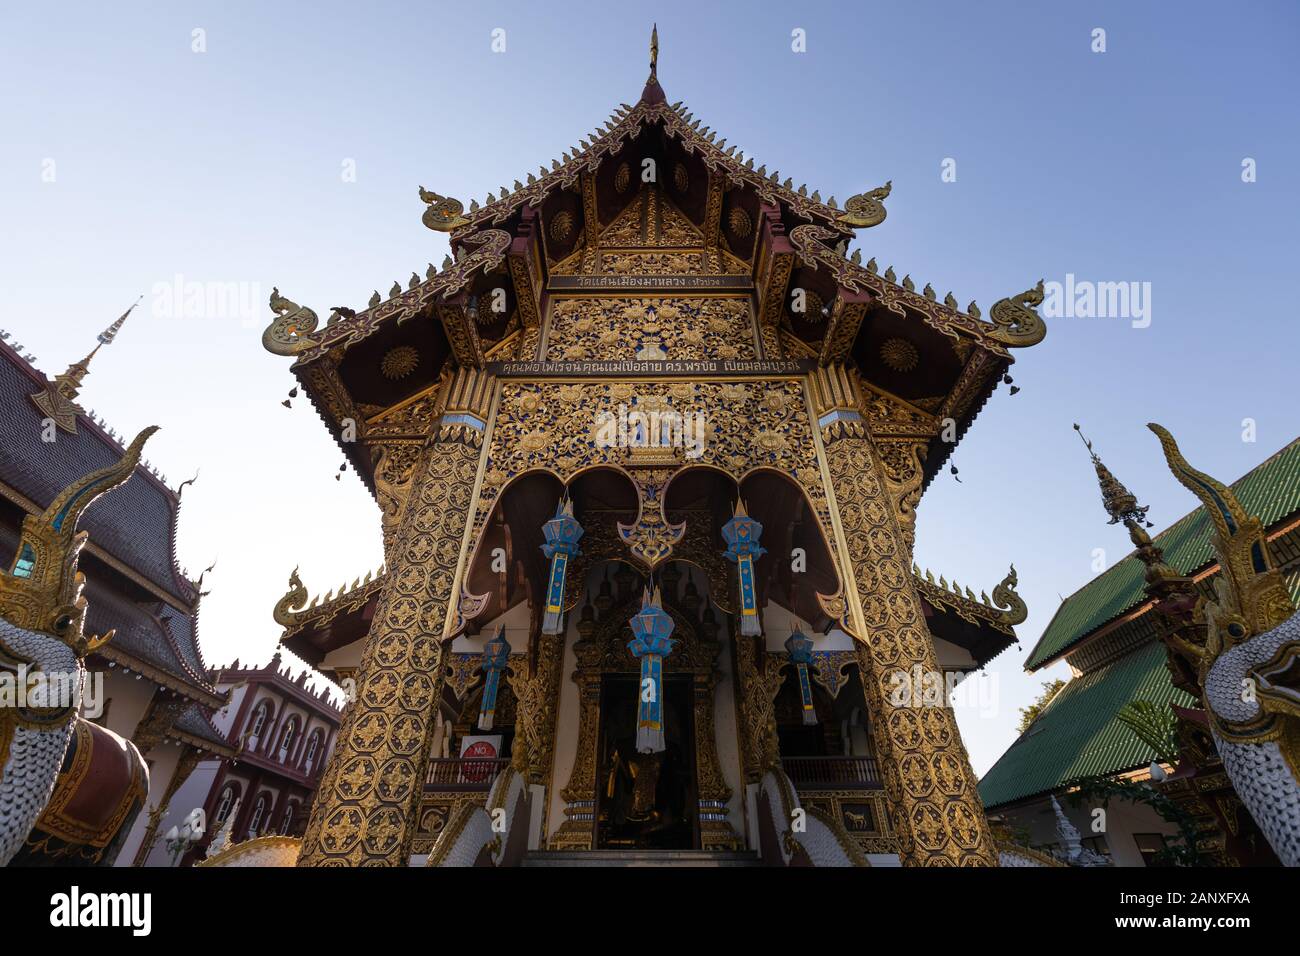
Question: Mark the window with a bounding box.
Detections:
[215,786,235,824]
[280,804,296,835]
[303,732,320,772]
[1134,833,1170,867]
[247,702,272,749]
[248,795,267,837]
[279,721,296,760]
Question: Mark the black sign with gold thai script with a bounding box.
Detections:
[487,359,815,378]
[547,275,753,291]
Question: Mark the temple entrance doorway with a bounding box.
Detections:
[595,674,698,850]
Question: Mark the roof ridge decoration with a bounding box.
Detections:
[30,296,140,435]
[913,561,1027,631]
[0,425,157,657]
[260,32,1046,364]
[262,288,320,357]
[1148,424,1295,657]
[418,187,471,232]
[272,564,388,636]
[1073,423,1182,593]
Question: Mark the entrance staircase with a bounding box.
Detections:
[520,849,760,868]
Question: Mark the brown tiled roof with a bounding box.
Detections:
[0,339,221,704]
[170,701,236,755]
[0,340,195,602]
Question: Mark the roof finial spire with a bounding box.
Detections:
[1075,423,1180,587]
[1073,423,1149,527]
[96,295,140,347]
[29,296,141,435]
[639,24,666,104]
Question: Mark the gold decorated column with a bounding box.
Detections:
[811,366,997,866]
[299,369,493,866]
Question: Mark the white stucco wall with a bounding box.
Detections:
[115,738,184,867]
[138,758,222,866]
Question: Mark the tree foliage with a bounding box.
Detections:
[1017,678,1067,733]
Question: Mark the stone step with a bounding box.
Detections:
[521,849,761,868]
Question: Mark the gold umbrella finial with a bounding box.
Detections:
[650,23,659,79]
[1073,423,1148,527]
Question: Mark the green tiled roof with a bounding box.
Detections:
[979,641,1195,809]
[1025,437,1300,670]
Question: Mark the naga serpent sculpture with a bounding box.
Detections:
[0,429,156,865]
[418,187,471,232]
[1149,424,1300,866]
[837,181,892,229]
[261,287,319,357]
[987,281,1048,348]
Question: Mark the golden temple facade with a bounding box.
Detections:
[264,32,1045,867]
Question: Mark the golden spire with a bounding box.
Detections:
[1074,424,1179,586]
[30,297,140,434]
[1073,423,1148,526]
[640,24,665,104]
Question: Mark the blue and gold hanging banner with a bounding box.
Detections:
[785,627,818,726]
[722,500,766,636]
[540,497,584,634]
[627,586,677,753]
[477,628,511,731]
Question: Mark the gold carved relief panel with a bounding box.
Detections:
[822,431,997,866]
[544,297,755,362]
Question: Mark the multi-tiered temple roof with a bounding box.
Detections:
[0,319,228,745]
[261,40,1043,676]
[264,38,1045,506]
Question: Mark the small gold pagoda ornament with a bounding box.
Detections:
[838,181,891,228]
[418,186,470,231]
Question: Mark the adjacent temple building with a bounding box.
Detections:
[263,31,1045,866]
[0,308,234,866]
[981,434,1300,866]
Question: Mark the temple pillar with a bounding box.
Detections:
[299,370,493,865]
[812,368,997,867]
[549,621,602,851]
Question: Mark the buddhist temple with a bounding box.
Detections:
[254,30,1047,867]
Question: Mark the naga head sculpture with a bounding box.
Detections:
[0,426,158,866]
[1148,424,1300,757]
[0,427,158,698]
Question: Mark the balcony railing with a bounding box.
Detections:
[781,756,881,789]
[425,757,509,791]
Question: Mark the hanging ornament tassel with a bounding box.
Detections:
[477,627,510,731]
[785,624,818,726]
[722,499,766,636]
[539,496,584,634]
[627,586,677,754]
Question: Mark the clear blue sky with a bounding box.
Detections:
[1,1,1296,774]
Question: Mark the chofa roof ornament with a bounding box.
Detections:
[0,425,158,656]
